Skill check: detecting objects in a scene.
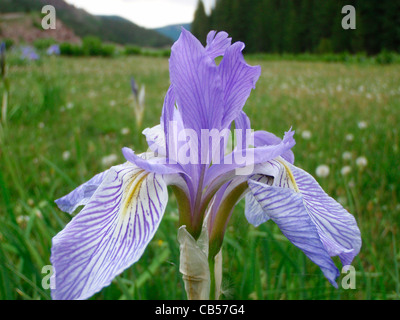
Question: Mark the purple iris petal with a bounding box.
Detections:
[246,158,361,286]
[160,86,187,165]
[234,111,251,151]
[248,179,340,287]
[122,147,185,175]
[170,28,224,138]
[204,129,295,186]
[205,30,232,60]
[142,124,166,156]
[244,175,273,226]
[51,163,169,300]
[288,161,361,266]
[55,170,109,214]
[253,130,295,164]
[218,41,261,129]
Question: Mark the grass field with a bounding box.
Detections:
[0,53,399,300]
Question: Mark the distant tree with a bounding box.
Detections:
[191,0,210,45]
[380,0,400,52]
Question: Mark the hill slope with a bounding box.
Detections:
[155,23,191,41]
[0,0,173,47]
[0,12,80,44]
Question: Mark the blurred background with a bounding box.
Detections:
[0,0,399,300]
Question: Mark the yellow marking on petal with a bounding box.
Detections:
[120,170,149,219]
[278,159,300,193]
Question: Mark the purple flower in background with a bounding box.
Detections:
[0,42,5,78]
[21,46,39,61]
[47,44,60,55]
[130,76,138,98]
[51,29,361,300]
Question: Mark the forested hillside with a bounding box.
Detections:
[0,0,172,47]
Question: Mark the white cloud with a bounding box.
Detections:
[65,0,216,28]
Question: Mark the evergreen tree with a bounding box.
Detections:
[191,0,210,45]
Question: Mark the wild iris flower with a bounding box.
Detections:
[47,44,60,56]
[21,46,39,61]
[51,29,361,300]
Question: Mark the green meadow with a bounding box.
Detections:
[0,54,399,300]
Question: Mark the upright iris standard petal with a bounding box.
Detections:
[170,28,224,136]
[219,42,261,129]
[169,28,261,135]
[246,158,361,286]
[55,170,109,214]
[234,111,252,151]
[51,163,169,300]
[205,31,232,60]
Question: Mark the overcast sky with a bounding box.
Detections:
[64,0,216,29]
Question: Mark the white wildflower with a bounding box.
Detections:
[341,166,352,176]
[16,215,30,225]
[301,130,312,140]
[356,156,368,168]
[315,164,330,178]
[345,134,354,142]
[62,151,71,161]
[342,151,352,160]
[101,154,118,167]
[357,121,367,129]
[121,128,130,135]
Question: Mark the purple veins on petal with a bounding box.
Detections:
[244,175,273,227]
[218,41,261,129]
[287,161,361,266]
[246,158,361,286]
[51,163,169,300]
[170,28,224,135]
[205,30,232,60]
[248,179,340,287]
